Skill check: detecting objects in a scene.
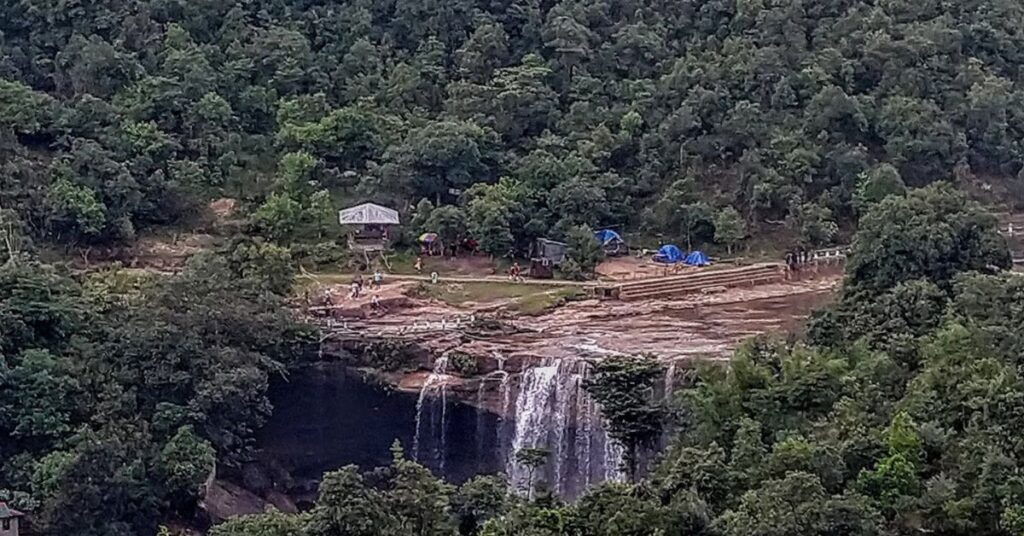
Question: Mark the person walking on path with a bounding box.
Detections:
[509,262,524,283]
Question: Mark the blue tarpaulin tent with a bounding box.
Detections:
[685,250,710,266]
[594,229,622,245]
[594,229,628,256]
[653,244,685,264]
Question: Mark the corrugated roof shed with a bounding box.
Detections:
[0,502,24,519]
[338,203,400,225]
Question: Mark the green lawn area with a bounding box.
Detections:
[416,282,584,314]
[510,287,586,315]
[298,271,584,313]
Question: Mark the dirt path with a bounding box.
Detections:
[302,271,593,287]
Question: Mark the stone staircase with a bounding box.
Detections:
[600,263,786,301]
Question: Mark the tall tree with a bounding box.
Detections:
[843,184,1010,298]
[584,356,665,481]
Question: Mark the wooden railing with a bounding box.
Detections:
[808,247,849,262]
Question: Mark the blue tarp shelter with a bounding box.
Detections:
[595,229,628,256]
[595,229,622,245]
[685,250,710,266]
[653,244,685,264]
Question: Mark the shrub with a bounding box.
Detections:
[448,351,479,376]
[362,340,418,372]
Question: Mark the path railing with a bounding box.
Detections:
[313,313,482,338]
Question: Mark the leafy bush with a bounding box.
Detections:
[448,350,479,375]
[565,225,604,278]
[447,351,479,377]
[558,257,584,281]
[291,241,350,269]
[361,340,418,372]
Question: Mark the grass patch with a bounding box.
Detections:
[412,281,582,313]
[418,281,550,304]
[509,287,586,315]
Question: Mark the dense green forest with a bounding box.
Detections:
[2,0,1024,256]
[2,179,1021,534]
[0,250,313,535]
[3,0,1024,534]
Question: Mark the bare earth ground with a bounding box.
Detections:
[595,256,728,280]
[309,270,841,394]
[109,227,845,373]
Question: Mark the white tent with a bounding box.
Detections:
[338,203,400,225]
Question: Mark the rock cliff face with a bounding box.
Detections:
[252,282,835,504]
[256,358,624,500]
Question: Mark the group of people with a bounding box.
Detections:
[418,237,479,258]
[347,270,387,311]
[350,268,385,297]
[785,249,811,270]
[413,256,441,284]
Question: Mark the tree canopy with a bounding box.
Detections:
[196,182,1024,536]
[3,0,1024,534]
[2,0,1024,255]
[0,253,312,535]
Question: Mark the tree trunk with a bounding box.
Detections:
[527,469,535,500]
[626,444,639,483]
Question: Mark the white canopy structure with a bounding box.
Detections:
[338,203,400,226]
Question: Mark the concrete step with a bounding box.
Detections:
[614,264,781,294]
[616,264,785,301]
[619,274,783,300]
[614,272,782,297]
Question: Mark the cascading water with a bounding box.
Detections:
[474,369,512,471]
[475,377,488,457]
[506,359,624,500]
[664,361,677,404]
[414,356,450,470]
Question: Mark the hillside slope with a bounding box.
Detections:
[1,0,1024,256]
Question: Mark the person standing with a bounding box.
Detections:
[353,274,364,297]
[371,293,384,312]
[509,262,524,283]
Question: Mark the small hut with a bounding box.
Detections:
[339,202,400,251]
[0,502,24,536]
[529,238,567,278]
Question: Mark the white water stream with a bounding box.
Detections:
[506,359,624,499]
[413,356,449,469]
[412,355,625,499]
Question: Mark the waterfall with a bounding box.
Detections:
[413,356,449,469]
[476,377,487,461]
[496,370,514,467]
[507,359,624,499]
[508,363,560,495]
[439,373,448,474]
[664,361,677,404]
